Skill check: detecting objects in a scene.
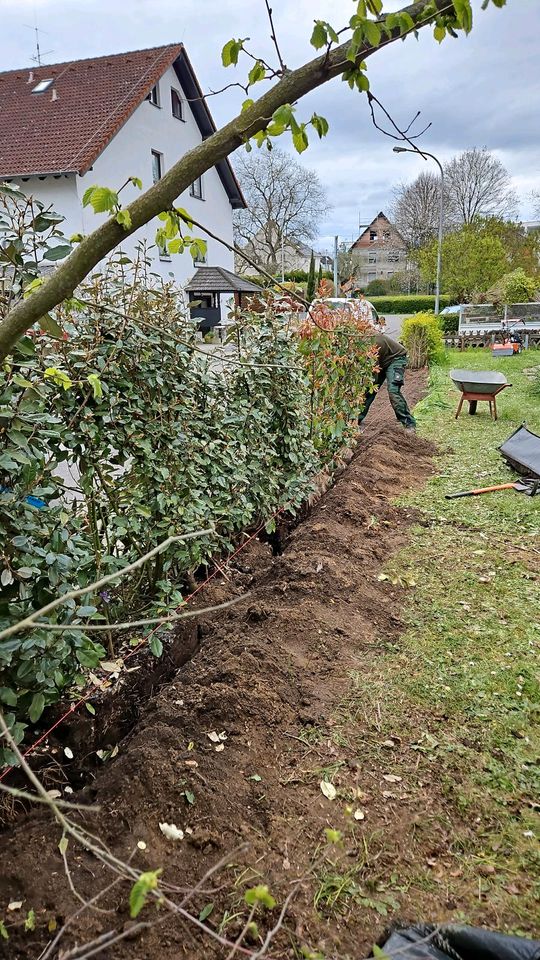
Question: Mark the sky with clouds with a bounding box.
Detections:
[2,0,539,252]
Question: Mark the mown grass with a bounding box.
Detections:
[344,349,540,932]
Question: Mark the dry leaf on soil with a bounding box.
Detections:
[320,780,337,800]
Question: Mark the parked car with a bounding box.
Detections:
[308,297,385,330]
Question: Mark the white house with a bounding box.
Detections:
[0,44,245,283]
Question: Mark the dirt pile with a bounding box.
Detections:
[1,372,452,960]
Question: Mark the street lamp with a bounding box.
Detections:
[393,146,445,315]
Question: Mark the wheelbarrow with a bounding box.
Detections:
[450,369,512,421]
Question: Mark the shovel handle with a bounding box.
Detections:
[445,483,515,499]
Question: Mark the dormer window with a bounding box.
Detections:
[147,83,160,107]
[32,79,53,94]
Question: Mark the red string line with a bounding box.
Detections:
[0,508,284,782]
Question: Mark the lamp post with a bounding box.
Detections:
[393,146,445,315]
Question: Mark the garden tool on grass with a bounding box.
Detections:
[445,478,540,499]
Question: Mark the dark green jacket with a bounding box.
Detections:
[373,333,407,371]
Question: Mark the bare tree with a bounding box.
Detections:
[530,190,540,218]
[445,147,517,224]
[391,170,453,248]
[233,149,328,273]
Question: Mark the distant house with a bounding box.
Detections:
[235,226,332,275]
[0,45,245,283]
[349,212,408,287]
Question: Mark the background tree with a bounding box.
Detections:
[530,190,540,218]
[391,170,453,248]
[233,149,328,273]
[415,222,508,302]
[445,147,517,223]
[317,261,323,293]
[306,250,317,301]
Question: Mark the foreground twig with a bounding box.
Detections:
[0,529,213,641]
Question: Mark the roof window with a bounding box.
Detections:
[32,79,54,94]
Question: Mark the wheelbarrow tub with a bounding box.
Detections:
[450,369,509,395]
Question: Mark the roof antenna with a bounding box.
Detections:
[24,14,53,67]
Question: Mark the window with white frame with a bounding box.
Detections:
[171,88,184,120]
[190,176,204,200]
[151,150,163,184]
[368,252,377,264]
[147,83,160,107]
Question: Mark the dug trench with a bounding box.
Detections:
[0,371,476,959]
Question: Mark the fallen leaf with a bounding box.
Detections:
[478,864,496,876]
[159,822,184,841]
[215,743,225,752]
[207,731,220,743]
[320,780,337,800]
[382,774,402,783]
[101,660,123,673]
[46,789,62,799]
[185,760,198,768]
[64,746,74,760]
[382,740,396,749]
[505,884,520,895]
[64,786,73,795]
[137,840,147,850]
[382,790,395,799]
[8,901,23,911]
[353,809,365,820]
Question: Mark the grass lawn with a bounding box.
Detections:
[346,349,540,933]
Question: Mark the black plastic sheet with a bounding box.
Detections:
[499,423,540,479]
[374,925,540,960]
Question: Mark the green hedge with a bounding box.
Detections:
[367,295,454,314]
[242,270,332,288]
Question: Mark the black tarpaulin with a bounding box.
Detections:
[373,925,540,960]
[499,423,540,479]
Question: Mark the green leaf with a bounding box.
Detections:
[87,374,103,400]
[24,909,36,932]
[16,567,33,580]
[310,21,328,49]
[183,790,195,804]
[115,209,132,230]
[452,0,473,31]
[85,702,96,716]
[433,23,446,42]
[58,836,69,855]
[241,98,255,113]
[82,186,119,214]
[43,244,72,261]
[168,238,185,254]
[0,920,8,940]
[0,687,17,706]
[77,605,98,617]
[272,104,294,127]
[292,127,309,154]
[175,207,194,229]
[311,114,329,138]
[245,885,276,909]
[129,869,162,919]
[23,276,45,299]
[221,38,243,67]
[363,18,381,46]
[248,61,266,85]
[29,692,46,723]
[149,636,163,658]
[199,903,214,922]
[39,314,63,338]
[44,367,73,391]
[130,176,143,189]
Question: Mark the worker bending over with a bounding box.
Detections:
[359,332,416,431]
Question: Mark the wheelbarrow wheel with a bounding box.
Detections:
[468,400,478,415]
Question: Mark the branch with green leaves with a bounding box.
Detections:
[0,0,506,361]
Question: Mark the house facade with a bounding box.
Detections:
[349,212,408,287]
[235,227,332,276]
[0,45,245,283]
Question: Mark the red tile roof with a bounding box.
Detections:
[0,45,245,207]
[0,45,184,177]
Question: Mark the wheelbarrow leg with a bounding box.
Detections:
[492,396,497,421]
[455,395,465,419]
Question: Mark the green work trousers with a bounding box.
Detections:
[359,357,416,428]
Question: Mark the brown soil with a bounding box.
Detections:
[0,372,467,960]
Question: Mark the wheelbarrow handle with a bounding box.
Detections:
[445,483,516,499]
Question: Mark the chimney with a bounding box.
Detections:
[27,71,34,84]
[51,88,59,102]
